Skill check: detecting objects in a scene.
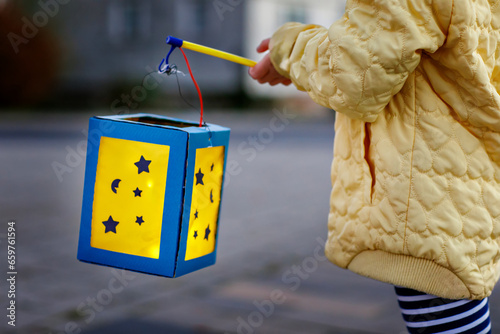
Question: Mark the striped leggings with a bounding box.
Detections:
[395,287,492,334]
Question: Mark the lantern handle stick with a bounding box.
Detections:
[166,36,257,68]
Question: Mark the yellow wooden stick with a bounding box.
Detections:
[167,36,257,67]
[182,41,257,67]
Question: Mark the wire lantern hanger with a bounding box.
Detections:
[158,36,257,127]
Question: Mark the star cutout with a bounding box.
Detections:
[211,163,214,172]
[103,216,119,233]
[210,189,214,203]
[193,231,198,239]
[133,187,142,197]
[134,156,151,174]
[195,168,204,185]
[136,216,145,226]
[204,225,211,240]
[194,209,199,219]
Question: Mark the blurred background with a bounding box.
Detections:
[0,0,345,110]
[2,1,498,334]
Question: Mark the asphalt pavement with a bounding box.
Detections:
[1,109,498,334]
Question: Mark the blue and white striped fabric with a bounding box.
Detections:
[395,287,491,334]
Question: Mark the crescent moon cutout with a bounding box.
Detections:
[111,179,121,193]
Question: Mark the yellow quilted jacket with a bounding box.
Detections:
[270,0,500,299]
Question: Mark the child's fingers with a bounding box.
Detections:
[257,71,274,84]
[263,75,291,86]
[256,38,271,53]
[258,70,283,85]
[269,78,283,86]
[267,76,292,86]
[248,53,291,86]
[249,54,272,79]
[248,65,268,81]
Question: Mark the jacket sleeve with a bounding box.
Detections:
[269,0,452,122]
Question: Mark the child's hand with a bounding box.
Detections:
[249,38,292,86]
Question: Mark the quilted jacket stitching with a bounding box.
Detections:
[270,0,500,299]
[403,72,418,253]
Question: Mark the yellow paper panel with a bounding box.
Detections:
[90,136,170,259]
[185,146,225,261]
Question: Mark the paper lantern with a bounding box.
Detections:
[77,113,230,277]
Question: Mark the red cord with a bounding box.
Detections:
[180,47,204,127]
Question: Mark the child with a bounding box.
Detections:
[249,1,499,333]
